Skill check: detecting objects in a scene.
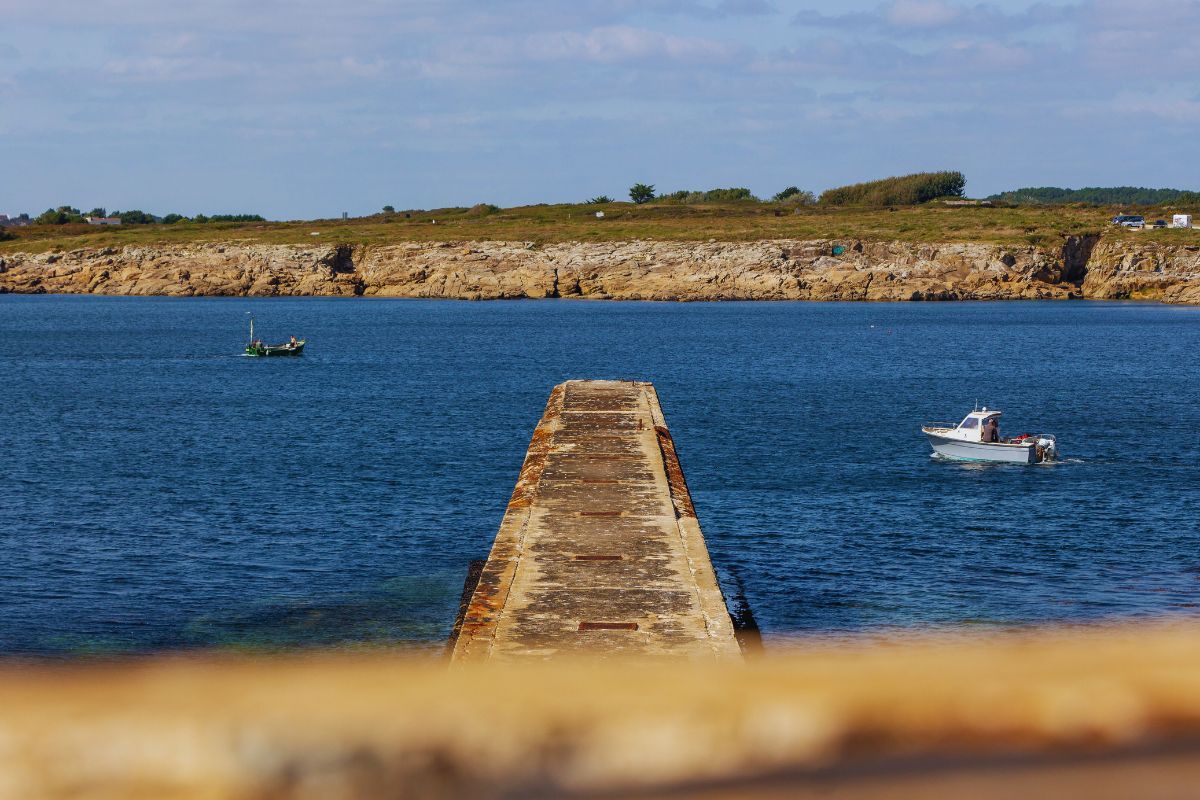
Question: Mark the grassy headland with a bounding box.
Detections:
[4,201,1200,255]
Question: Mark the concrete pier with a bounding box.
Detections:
[451,380,740,662]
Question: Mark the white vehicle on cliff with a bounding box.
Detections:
[1111,214,1145,229]
[922,409,1057,464]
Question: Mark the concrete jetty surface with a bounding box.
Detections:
[451,380,740,662]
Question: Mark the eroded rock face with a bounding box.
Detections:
[1081,240,1200,302]
[0,244,365,298]
[0,236,1197,302]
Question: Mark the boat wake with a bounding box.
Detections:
[930,452,1082,467]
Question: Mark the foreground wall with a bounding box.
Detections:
[1,235,1198,302]
[3,624,1200,799]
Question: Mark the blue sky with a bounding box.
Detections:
[3,0,1199,219]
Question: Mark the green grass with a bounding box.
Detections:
[4,202,1200,255]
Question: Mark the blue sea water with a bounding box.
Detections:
[1,295,1198,657]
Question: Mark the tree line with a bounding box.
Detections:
[987,187,1200,206]
[610,172,966,207]
[29,206,265,225]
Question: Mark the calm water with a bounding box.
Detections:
[2,296,1198,656]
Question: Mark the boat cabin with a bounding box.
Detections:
[947,409,1002,442]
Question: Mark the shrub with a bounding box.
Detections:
[117,210,156,224]
[161,214,187,224]
[773,187,816,205]
[382,205,395,213]
[0,228,14,241]
[629,183,656,204]
[656,187,760,204]
[820,171,966,206]
[192,214,265,223]
[585,196,613,204]
[35,206,85,225]
[700,187,758,202]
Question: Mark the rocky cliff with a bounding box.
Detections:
[1,235,1197,302]
[1082,239,1200,304]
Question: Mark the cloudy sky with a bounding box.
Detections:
[3,0,1198,218]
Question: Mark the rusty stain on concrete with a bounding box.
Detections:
[654,425,697,519]
[451,380,741,662]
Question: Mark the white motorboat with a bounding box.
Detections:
[922,409,1057,464]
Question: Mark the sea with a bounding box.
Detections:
[1,295,1198,657]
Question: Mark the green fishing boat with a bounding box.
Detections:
[244,316,305,357]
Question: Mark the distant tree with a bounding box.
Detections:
[35,206,84,225]
[773,187,816,205]
[87,207,107,218]
[657,188,761,204]
[629,183,656,204]
[161,213,187,224]
[586,195,613,204]
[698,187,757,202]
[118,209,156,224]
[988,186,1200,205]
[382,205,395,213]
[191,214,265,223]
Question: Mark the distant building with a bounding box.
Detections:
[0,214,31,227]
[85,217,122,226]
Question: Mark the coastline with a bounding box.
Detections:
[1,236,1198,303]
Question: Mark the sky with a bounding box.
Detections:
[3,0,1200,219]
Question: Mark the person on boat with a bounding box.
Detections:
[289,335,297,346]
[982,417,1000,443]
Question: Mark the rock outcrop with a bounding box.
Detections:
[1081,239,1200,303]
[1,235,1197,302]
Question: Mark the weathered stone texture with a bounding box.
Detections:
[1082,239,1200,302]
[3,235,1200,302]
[450,380,740,663]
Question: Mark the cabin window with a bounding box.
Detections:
[960,418,979,429]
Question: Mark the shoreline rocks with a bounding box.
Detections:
[0,236,1197,303]
[1082,239,1200,303]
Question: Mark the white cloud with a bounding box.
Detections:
[524,26,740,64]
[101,55,250,82]
[886,0,961,27]
[5,0,1200,216]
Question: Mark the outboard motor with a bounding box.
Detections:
[1035,436,1057,462]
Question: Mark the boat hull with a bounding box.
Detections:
[923,430,1036,464]
[246,342,305,357]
